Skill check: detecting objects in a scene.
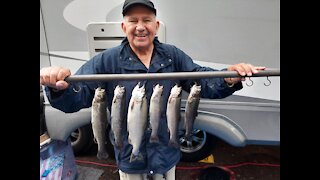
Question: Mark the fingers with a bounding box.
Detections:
[56,80,69,90]
[49,67,60,86]
[228,63,266,76]
[234,63,252,76]
[226,63,266,84]
[254,66,266,71]
[40,67,71,90]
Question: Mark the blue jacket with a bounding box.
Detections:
[45,37,242,174]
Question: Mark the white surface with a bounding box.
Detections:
[49,51,89,74]
[63,0,124,31]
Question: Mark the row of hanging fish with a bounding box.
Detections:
[91,83,201,162]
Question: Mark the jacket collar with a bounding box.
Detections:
[119,37,172,72]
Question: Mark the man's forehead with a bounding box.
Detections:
[125,14,155,19]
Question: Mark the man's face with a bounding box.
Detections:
[122,5,159,51]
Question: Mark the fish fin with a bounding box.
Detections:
[97,151,109,160]
[130,101,135,110]
[130,153,144,163]
[168,97,172,103]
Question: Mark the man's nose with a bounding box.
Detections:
[136,22,146,31]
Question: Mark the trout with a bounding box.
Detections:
[127,83,148,162]
[149,84,164,144]
[91,87,109,160]
[166,84,182,149]
[184,84,201,143]
[111,85,126,150]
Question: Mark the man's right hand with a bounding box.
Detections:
[40,67,71,91]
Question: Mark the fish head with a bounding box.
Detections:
[138,85,146,97]
[94,87,106,101]
[153,84,164,95]
[131,83,140,96]
[190,84,201,98]
[170,84,182,97]
[114,85,125,99]
[131,84,146,102]
[133,83,140,91]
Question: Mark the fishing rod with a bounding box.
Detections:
[65,69,280,82]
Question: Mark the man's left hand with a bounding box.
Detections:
[224,63,266,85]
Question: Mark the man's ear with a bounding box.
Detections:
[156,20,160,32]
[121,21,126,34]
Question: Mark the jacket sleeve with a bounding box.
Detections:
[171,45,243,99]
[45,52,110,113]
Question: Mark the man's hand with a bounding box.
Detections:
[40,67,71,91]
[224,63,266,85]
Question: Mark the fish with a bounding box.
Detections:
[127,83,148,162]
[149,84,164,144]
[91,87,109,160]
[111,85,126,150]
[184,84,201,143]
[166,84,182,149]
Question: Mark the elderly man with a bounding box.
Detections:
[40,0,265,179]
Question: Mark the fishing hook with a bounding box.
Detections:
[245,77,254,87]
[264,76,271,86]
[72,83,81,92]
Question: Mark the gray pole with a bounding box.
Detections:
[65,69,280,82]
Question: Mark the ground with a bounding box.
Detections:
[74,140,280,180]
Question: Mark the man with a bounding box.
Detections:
[40,0,265,179]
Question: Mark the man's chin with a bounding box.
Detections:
[133,42,151,49]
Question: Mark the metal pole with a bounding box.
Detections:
[65,69,280,82]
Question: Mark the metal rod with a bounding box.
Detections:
[65,69,280,82]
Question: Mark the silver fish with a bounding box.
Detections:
[91,87,109,160]
[166,84,182,149]
[111,85,126,150]
[127,83,148,162]
[184,84,201,143]
[149,84,164,144]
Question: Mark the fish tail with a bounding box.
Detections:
[115,140,123,151]
[129,153,144,163]
[97,151,109,160]
[168,139,180,149]
[149,135,160,144]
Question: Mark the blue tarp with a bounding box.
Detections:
[40,138,77,180]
